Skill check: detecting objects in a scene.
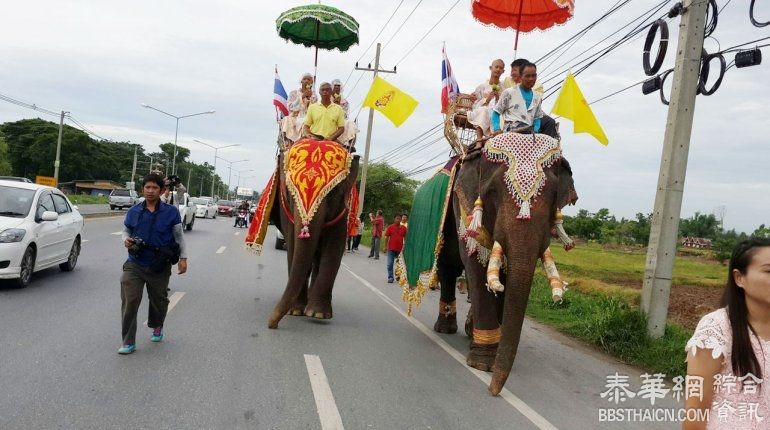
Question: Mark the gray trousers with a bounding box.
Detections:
[120,261,171,345]
[369,237,381,259]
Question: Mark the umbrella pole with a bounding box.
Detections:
[513,0,524,59]
[313,20,320,91]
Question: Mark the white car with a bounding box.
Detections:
[192,197,217,219]
[0,180,84,287]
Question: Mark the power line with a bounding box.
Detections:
[385,135,445,166]
[404,150,446,175]
[380,0,424,54]
[0,91,60,117]
[394,0,462,66]
[378,132,444,164]
[371,122,443,162]
[406,161,445,177]
[67,115,109,141]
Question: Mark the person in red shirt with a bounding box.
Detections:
[368,210,385,260]
[384,214,408,283]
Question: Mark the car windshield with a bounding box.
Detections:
[112,189,130,197]
[218,200,233,207]
[0,186,36,217]
[191,198,209,205]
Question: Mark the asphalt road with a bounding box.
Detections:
[0,215,681,429]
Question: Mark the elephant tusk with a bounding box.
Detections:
[542,247,567,303]
[554,209,574,251]
[486,241,505,295]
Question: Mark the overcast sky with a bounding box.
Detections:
[1,1,767,232]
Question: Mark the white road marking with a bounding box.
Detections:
[304,354,345,430]
[342,264,558,430]
[216,246,227,254]
[82,239,90,243]
[234,232,240,236]
[111,231,122,235]
[144,291,186,326]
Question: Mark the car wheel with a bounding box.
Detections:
[275,238,286,250]
[110,205,116,210]
[16,246,35,288]
[59,238,80,272]
[186,217,194,231]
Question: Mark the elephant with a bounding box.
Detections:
[267,146,360,329]
[431,137,577,395]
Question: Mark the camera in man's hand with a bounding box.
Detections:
[127,236,148,256]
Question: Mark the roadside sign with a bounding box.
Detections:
[236,187,253,197]
[35,175,57,187]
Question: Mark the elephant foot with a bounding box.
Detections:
[304,304,333,320]
[433,313,457,334]
[466,343,498,372]
[433,300,457,334]
[287,303,307,316]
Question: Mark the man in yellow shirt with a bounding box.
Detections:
[303,82,345,142]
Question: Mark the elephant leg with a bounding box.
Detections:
[433,263,461,334]
[305,221,347,319]
[464,261,500,372]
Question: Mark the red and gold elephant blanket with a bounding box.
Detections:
[284,139,353,238]
[245,160,279,255]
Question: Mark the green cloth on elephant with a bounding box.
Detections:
[398,159,458,288]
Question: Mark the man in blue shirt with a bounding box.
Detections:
[491,61,558,138]
[118,173,188,354]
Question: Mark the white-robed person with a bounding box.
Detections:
[281,73,317,143]
[331,78,359,150]
[468,59,505,141]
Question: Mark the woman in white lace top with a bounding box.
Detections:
[684,238,770,429]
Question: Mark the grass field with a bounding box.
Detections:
[67,195,109,204]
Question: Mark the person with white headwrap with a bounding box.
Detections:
[331,78,358,149]
[280,73,317,143]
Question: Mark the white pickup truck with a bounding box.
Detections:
[109,189,138,210]
[178,193,196,231]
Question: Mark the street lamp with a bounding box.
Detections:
[217,157,249,199]
[193,139,240,198]
[141,103,215,175]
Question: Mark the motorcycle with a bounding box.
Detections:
[235,209,248,228]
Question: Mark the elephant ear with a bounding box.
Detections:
[555,157,577,210]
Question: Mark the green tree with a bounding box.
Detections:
[0,130,12,175]
[679,212,720,239]
[159,142,191,166]
[358,162,419,220]
[752,224,770,239]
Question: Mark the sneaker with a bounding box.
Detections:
[151,327,163,342]
[118,344,136,355]
[387,278,394,283]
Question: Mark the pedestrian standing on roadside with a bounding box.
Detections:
[683,238,770,429]
[118,173,188,355]
[384,214,407,283]
[368,210,384,260]
[352,216,363,251]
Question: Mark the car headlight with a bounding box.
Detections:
[0,228,26,243]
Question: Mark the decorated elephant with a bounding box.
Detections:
[396,131,577,395]
[245,139,359,329]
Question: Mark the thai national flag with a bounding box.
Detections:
[273,68,289,120]
[441,45,460,114]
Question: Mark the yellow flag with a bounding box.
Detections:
[362,76,418,127]
[551,72,609,145]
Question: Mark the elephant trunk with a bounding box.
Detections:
[268,231,319,329]
[488,237,539,396]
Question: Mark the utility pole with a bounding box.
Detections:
[354,43,396,217]
[53,110,69,186]
[149,155,153,174]
[642,0,708,338]
[187,168,192,190]
[130,145,138,189]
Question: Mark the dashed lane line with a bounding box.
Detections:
[342,264,558,430]
[82,239,90,243]
[144,291,185,326]
[304,354,345,430]
[234,232,240,236]
[110,231,122,235]
[216,246,227,254]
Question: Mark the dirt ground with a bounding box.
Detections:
[623,283,722,330]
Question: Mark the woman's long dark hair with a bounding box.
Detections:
[719,237,770,378]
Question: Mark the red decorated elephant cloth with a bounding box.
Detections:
[284,139,353,236]
[245,160,280,255]
[395,157,459,315]
[347,185,359,236]
[483,132,561,220]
